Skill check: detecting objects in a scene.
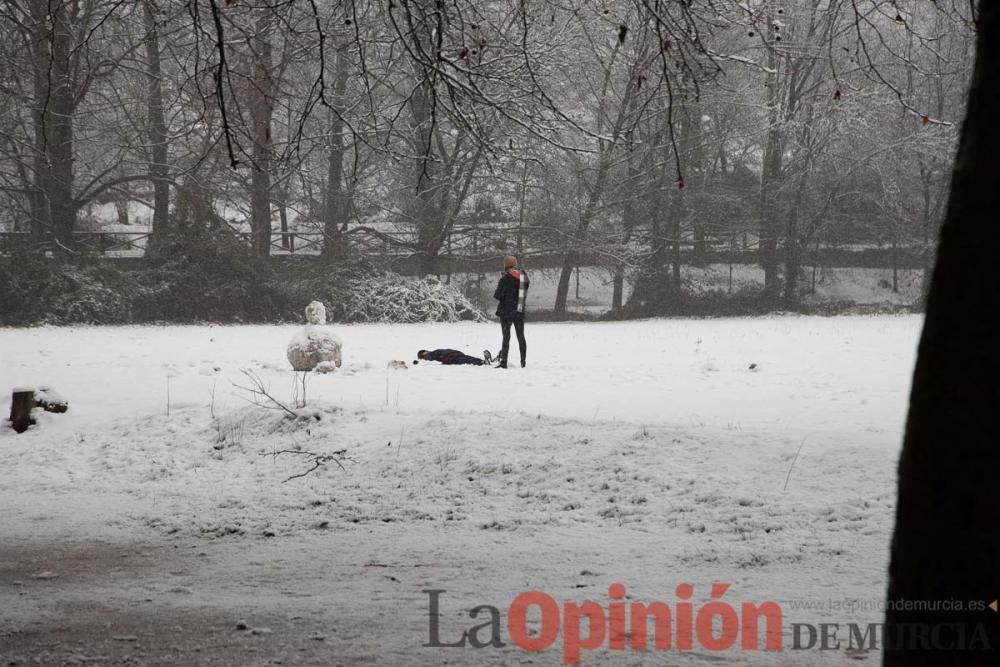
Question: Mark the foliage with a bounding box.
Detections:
[338,274,489,323]
[0,241,487,325]
[130,226,289,322]
[0,253,131,325]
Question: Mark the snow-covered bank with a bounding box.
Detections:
[1,316,922,664]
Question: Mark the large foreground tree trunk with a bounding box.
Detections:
[885,4,1000,664]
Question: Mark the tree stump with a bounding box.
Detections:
[9,390,36,433]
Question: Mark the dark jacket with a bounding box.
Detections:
[494,269,529,320]
[423,349,463,363]
[421,349,483,366]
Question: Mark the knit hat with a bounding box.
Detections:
[503,255,518,271]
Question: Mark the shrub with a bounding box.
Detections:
[338,274,489,323]
[0,238,487,325]
[0,254,131,325]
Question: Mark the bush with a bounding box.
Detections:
[337,274,489,323]
[48,266,132,323]
[0,253,61,325]
[130,227,286,322]
[0,236,487,325]
[0,253,132,325]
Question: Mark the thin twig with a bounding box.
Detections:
[233,369,298,418]
[783,438,807,491]
[263,449,349,483]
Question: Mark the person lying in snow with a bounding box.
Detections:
[414,349,494,366]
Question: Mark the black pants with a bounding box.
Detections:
[499,316,526,367]
[442,352,485,366]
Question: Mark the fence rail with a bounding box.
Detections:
[0,228,927,271]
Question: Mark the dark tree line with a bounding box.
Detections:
[0,0,975,311]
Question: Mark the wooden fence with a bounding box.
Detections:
[0,227,926,272]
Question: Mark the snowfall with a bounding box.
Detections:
[1,315,922,665]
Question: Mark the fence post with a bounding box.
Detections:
[811,245,818,294]
[446,232,452,285]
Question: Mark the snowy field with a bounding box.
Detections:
[1,316,921,664]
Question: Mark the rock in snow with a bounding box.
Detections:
[313,360,339,374]
[287,301,343,372]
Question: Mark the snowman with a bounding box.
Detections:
[286,301,342,372]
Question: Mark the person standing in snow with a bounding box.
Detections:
[493,255,529,368]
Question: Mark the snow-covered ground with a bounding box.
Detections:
[1,316,921,664]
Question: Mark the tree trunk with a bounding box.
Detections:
[553,250,578,315]
[686,100,707,267]
[408,78,446,277]
[115,198,130,226]
[781,215,800,308]
[612,158,639,315]
[759,26,782,304]
[611,270,624,314]
[553,146,615,316]
[9,390,35,434]
[885,5,1000,663]
[632,176,671,313]
[323,119,345,259]
[249,13,274,258]
[28,0,76,249]
[649,215,667,291]
[669,187,682,298]
[28,1,50,238]
[50,0,75,250]
[692,226,707,267]
[322,45,351,262]
[143,0,171,247]
[277,181,290,250]
[516,150,529,258]
[782,177,809,308]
